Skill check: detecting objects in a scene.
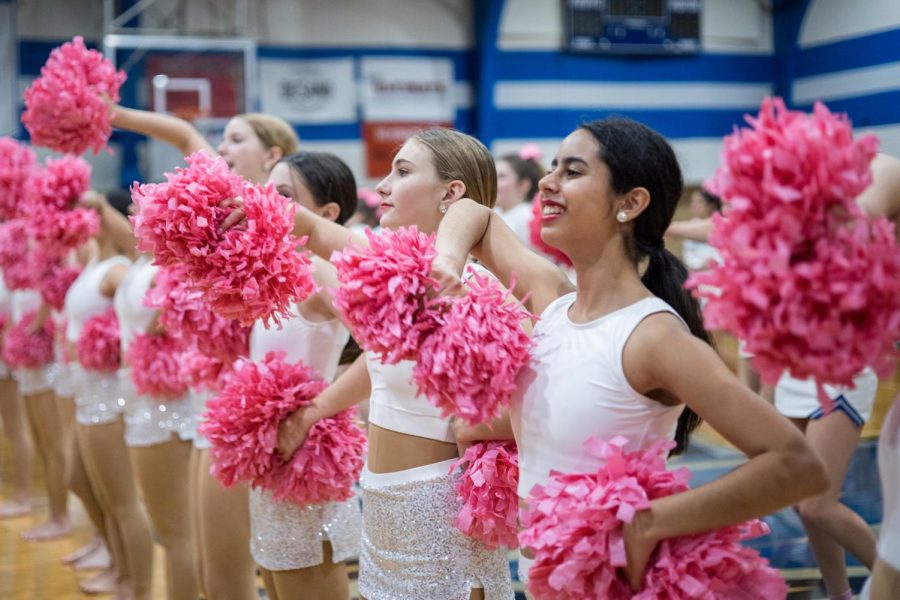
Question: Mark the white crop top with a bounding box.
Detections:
[65,256,132,342]
[249,303,349,384]
[113,255,159,354]
[11,289,41,323]
[514,293,687,499]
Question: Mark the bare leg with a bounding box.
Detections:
[196,448,257,600]
[189,447,207,597]
[794,414,878,595]
[130,436,198,600]
[78,417,155,600]
[21,389,70,540]
[869,559,900,600]
[0,376,33,516]
[266,542,350,600]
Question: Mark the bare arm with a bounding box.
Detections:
[620,314,828,587]
[99,263,129,299]
[664,218,713,242]
[434,198,573,316]
[276,352,371,459]
[26,301,53,334]
[110,104,213,157]
[857,153,900,221]
[291,207,369,261]
[81,191,138,260]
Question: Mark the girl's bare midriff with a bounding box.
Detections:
[366,423,458,474]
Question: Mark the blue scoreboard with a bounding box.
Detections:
[565,0,702,55]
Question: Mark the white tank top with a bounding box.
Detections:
[514,293,687,498]
[113,255,159,354]
[249,303,349,384]
[11,289,41,323]
[64,256,132,342]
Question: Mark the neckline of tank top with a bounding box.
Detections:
[560,294,664,329]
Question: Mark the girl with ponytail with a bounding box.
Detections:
[431,117,828,590]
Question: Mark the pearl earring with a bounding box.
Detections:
[617,211,627,223]
[439,203,448,215]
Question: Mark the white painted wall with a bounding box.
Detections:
[498,0,772,54]
[799,0,900,48]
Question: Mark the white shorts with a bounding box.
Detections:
[774,369,878,426]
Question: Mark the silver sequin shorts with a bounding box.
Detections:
[15,366,53,396]
[249,487,361,571]
[120,369,195,447]
[47,362,75,397]
[71,364,125,426]
[358,458,514,600]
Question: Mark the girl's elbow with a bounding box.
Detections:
[780,438,829,497]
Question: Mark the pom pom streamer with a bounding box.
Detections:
[0,137,37,220]
[1,311,55,369]
[452,441,519,549]
[126,333,188,399]
[75,308,120,373]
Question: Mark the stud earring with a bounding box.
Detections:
[616,211,627,223]
[439,203,448,215]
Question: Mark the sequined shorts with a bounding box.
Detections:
[249,487,361,571]
[358,459,514,600]
[120,369,195,447]
[71,364,124,426]
[47,362,75,397]
[15,366,52,396]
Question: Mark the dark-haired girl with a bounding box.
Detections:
[494,152,543,245]
[248,151,362,600]
[431,118,829,589]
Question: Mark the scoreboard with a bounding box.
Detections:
[564,0,702,55]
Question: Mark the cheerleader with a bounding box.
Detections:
[262,128,516,599]
[494,148,543,245]
[248,151,361,600]
[108,100,299,600]
[428,118,828,590]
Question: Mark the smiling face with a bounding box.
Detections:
[537,129,620,258]
[217,117,271,184]
[374,139,447,233]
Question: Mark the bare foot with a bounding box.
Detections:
[72,541,112,572]
[21,518,71,542]
[0,499,32,518]
[62,536,101,564]
[79,569,117,595]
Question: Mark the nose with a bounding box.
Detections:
[216,139,227,155]
[538,171,557,196]
[375,176,389,197]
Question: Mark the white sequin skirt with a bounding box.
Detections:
[120,369,195,447]
[15,365,53,396]
[71,364,124,426]
[249,487,361,571]
[47,362,75,397]
[358,458,514,600]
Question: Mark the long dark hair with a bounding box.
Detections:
[581,117,711,455]
[499,154,544,199]
[281,151,357,225]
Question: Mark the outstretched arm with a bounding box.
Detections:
[433,198,573,316]
[110,104,214,157]
[81,191,138,260]
[665,218,713,242]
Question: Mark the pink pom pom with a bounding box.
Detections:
[179,348,230,393]
[529,197,572,267]
[0,137,37,220]
[519,437,784,599]
[452,441,519,549]
[331,226,440,363]
[75,308,120,372]
[413,268,534,425]
[1,311,55,369]
[689,98,900,391]
[200,352,328,487]
[0,220,30,271]
[31,155,92,210]
[519,143,544,162]
[29,206,100,258]
[3,249,57,291]
[263,405,366,505]
[132,152,315,325]
[125,333,188,399]
[22,37,125,155]
[38,264,81,310]
[145,265,250,362]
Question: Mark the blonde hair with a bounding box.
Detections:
[412,128,497,208]
[237,113,300,156]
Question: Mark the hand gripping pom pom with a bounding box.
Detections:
[0,138,37,220]
[519,436,785,599]
[126,333,189,400]
[331,226,441,364]
[688,98,900,395]
[452,441,519,549]
[22,37,126,155]
[413,269,534,426]
[201,353,366,504]
[1,311,55,369]
[132,152,316,326]
[75,309,120,373]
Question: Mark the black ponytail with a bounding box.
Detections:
[582,118,712,455]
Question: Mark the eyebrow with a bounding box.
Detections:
[550,156,589,168]
[393,158,415,168]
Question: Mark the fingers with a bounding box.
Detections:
[218,208,246,233]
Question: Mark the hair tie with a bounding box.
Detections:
[638,237,666,257]
[518,143,543,162]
